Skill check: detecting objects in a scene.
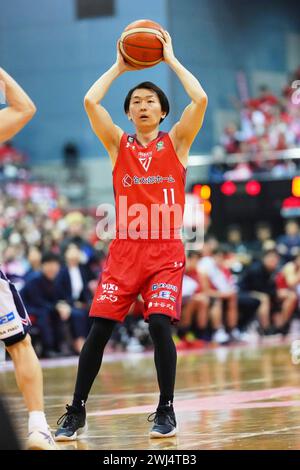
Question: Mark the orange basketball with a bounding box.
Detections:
[120,19,164,69]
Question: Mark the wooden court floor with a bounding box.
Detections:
[1,342,300,450]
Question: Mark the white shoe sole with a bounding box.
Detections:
[149,427,178,439]
[54,422,88,442]
[27,431,58,450]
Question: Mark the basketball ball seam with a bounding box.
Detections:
[119,40,162,51]
[119,42,162,66]
[121,28,164,39]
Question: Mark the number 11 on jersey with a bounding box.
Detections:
[163,188,175,204]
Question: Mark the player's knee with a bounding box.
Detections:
[149,314,172,341]
[6,334,32,355]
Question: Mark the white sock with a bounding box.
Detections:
[28,411,48,433]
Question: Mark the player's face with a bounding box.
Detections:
[128,89,166,128]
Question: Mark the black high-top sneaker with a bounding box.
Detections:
[148,404,177,438]
[55,405,87,441]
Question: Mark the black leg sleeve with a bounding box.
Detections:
[72,317,117,408]
[148,314,177,407]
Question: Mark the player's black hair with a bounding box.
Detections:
[41,252,61,264]
[124,82,170,123]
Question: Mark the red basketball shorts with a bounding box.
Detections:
[90,239,185,323]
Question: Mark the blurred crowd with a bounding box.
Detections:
[1,181,300,356]
[180,219,300,349]
[0,141,31,182]
[211,67,300,182]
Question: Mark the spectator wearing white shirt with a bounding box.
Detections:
[199,247,240,344]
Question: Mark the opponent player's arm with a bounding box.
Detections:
[157,31,208,165]
[0,67,36,143]
[84,42,136,162]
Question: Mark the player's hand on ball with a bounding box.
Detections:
[115,40,138,73]
[156,30,176,65]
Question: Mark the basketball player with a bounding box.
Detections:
[55,30,207,439]
[0,67,57,450]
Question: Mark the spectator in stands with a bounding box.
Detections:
[220,123,240,154]
[21,253,63,357]
[239,248,296,334]
[60,212,96,265]
[55,244,91,354]
[276,251,300,314]
[251,222,273,258]
[225,225,252,272]
[226,225,247,254]
[219,70,300,176]
[200,247,240,343]
[1,243,28,290]
[177,251,209,348]
[24,246,42,282]
[277,219,300,264]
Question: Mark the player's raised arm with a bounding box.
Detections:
[0,67,36,143]
[84,42,137,163]
[157,31,208,166]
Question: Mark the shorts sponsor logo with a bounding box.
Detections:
[102,283,118,293]
[152,283,178,293]
[97,294,118,303]
[151,292,176,303]
[97,283,119,303]
[156,290,171,299]
[0,311,15,325]
[148,301,174,311]
[0,311,25,339]
[174,261,184,268]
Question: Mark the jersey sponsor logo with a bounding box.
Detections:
[122,174,133,187]
[138,151,152,158]
[156,141,165,151]
[133,175,175,185]
[138,155,152,172]
[152,283,178,292]
[126,135,136,150]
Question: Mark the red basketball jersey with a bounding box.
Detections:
[113,132,186,240]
